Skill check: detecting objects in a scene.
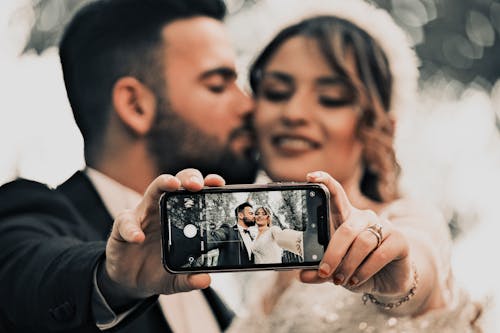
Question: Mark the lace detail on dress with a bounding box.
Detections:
[228,279,480,333]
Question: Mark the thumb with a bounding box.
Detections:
[307,171,353,228]
[164,274,211,294]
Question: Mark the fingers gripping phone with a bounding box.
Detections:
[160,183,330,273]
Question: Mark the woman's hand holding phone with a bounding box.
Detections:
[300,171,418,309]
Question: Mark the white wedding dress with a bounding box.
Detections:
[228,277,480,333]
[227,200,482,333]
[252,226,303,264]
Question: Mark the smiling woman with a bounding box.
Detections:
[226,0,483,332]
[252,18,398,203]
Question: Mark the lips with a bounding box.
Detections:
[230,128,256,156]
[271,134,321,155]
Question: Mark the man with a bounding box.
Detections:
[0,0,258,332]
[207,202,256,266]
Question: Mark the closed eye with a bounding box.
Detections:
[208,85,225,93]
[262,90,292,102]
[319,96,354,108]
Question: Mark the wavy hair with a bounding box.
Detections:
[250,16,401,202]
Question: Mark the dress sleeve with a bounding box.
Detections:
[270,226,303,256]
[380,199,454,305]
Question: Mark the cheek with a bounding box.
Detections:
[321,111,359,144]
[168,85,233,136]
[255,100,280,126]
[320,112,363,169]
[255,101,279,143]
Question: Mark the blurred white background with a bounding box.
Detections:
[1,0,500,330]
[0,0,84,187]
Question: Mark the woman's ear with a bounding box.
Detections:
[112,77,157,136]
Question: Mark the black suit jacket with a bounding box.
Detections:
[0,171,233,332]
[207,224,254,267]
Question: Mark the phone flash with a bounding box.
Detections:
[310,191,316,197]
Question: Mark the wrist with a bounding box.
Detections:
[97,259,150,312]
[362,262,418,310]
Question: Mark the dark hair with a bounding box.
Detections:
[250,16,399,203]
[59,0,226,164]
[234,202,253,220]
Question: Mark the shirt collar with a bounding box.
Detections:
[85,167,142,219]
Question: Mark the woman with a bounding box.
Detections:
[228,1,481,332]
[252,206,303,264]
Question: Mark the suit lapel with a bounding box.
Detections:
[234,225,254,264]
[56,171,113,240]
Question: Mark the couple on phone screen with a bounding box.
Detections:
[207,202,303,266]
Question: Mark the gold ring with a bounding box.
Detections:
[365,223,383,248]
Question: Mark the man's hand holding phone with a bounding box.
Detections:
[98,169,225,309]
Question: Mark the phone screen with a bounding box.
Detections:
[161,184,330,273]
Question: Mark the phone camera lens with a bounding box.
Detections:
[310,191,316,198]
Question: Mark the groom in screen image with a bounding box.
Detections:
[207,202,256,266]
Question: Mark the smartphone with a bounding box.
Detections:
[160,182,331,273]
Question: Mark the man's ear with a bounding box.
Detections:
[112,77,157,136]
[389,115,397,130]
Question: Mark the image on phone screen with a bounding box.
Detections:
[161,185,329,272]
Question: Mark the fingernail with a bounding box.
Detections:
[348,276,359,286]
[318,263,331,278]
[190,176,202,186]
[307,171,323,179]
[333,273,344,285]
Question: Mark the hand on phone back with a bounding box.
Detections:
[100,169,225,306]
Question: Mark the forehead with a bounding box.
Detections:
[243,206,253,213]
[264,36,357,80]
[162,17,236,72]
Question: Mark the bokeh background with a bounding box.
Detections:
[0,0,499,330]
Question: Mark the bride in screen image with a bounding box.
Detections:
[226,0,484,332]
[252,206,303,264]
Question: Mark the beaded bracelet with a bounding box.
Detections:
[362,262,418,310]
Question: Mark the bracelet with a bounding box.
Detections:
[362,262,418,310]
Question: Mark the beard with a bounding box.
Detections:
[243,217,256,227]
[146,95,258,184]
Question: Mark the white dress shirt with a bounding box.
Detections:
[236,224,254,261]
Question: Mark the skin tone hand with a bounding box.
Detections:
[98,169,225,310]
[300,171,442,315]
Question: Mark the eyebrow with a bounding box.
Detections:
[262,71,350,87]
[261,71,293,84]
[316,76,351,87]
[199,67,237,80]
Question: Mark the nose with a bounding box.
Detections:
[281,90,310,126]
[234,85,255,118]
